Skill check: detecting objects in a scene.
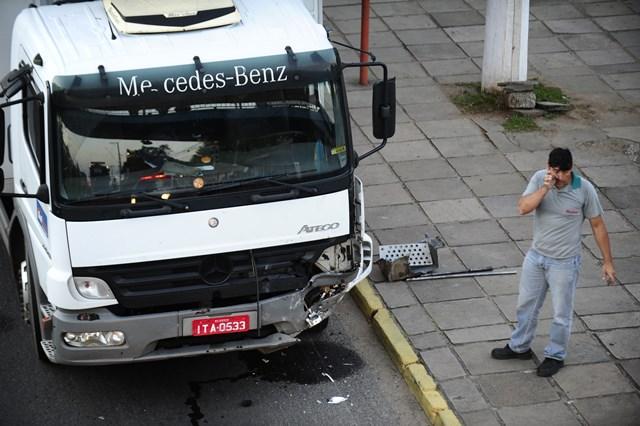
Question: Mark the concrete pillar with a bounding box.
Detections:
[481,0,530,92]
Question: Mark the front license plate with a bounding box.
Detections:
[191,314,250,337]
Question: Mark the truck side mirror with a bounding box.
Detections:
[339,61,395,164]
[372,78,396,140]
[35,184,50,204]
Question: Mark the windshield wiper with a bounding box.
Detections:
[119,192,189,218]
[67,191,189,211]
[258,176,319,194]
[200,171,319,195]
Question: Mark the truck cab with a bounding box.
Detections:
[0,0,394,365]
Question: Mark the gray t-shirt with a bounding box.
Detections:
[523,169,603,259]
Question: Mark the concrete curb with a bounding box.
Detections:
[351,279,462,426]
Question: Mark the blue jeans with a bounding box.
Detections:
[509,249,581,360]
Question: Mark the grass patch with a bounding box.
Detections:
[503,113,539,132]
[452,83,502,113]
[533,83,568,104]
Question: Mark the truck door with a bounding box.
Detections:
[12,58,51,292]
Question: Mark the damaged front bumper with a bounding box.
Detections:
[48,232,372,365]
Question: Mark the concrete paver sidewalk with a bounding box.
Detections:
[325,0,640,424]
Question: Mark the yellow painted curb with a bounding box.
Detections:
[402,363,437,394]
[422,391,449,423]
[435,410,462,426]
[372,308,419,369]
[350,279,463,426]
[351,279,384,319]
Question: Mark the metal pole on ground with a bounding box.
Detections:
[481,0,530,92]
[359,0,370,86]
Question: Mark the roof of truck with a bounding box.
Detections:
[13,0,332,79]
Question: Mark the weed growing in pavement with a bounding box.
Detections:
[503,113,540,132]
[449,82,570,131]
[533,83,569,104]
[451,83,503,113]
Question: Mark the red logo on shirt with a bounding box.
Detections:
[565,208,579,214]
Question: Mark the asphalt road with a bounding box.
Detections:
[0,245,427,426]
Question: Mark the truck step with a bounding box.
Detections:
[40,340,56,362]
[40,303,56,319]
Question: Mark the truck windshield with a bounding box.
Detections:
[54,80,347,203]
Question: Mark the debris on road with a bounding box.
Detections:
[322,372,335,383]
[408,268,518,281]
[375,237,516,282]
[374,235,443,282]
[327,396,349,404]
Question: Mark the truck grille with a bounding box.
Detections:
[73,237,347,315]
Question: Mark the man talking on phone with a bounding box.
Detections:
[491,148,616,377]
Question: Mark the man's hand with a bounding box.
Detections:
[602,262,616,286]
[518,170,554,215]
[543,168,556,189]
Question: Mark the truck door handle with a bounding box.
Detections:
[20,179,28,194]
[250,189,299,203]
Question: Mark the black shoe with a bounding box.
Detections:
[491,344,533,360]
[537,358,564,377]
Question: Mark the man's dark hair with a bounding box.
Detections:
[548,148,572,171]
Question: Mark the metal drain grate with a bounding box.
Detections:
[378,243,434,267]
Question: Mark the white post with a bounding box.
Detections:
[481,0,529,92]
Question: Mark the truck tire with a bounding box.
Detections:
[21,248,48,362]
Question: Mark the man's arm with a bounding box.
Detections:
[518,186,549,215]
[589,215,616,285]
[518,170,555,215]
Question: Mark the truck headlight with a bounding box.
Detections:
[63,331,125,347]
[73,277,115,300]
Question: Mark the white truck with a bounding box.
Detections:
[0,0,395,365]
